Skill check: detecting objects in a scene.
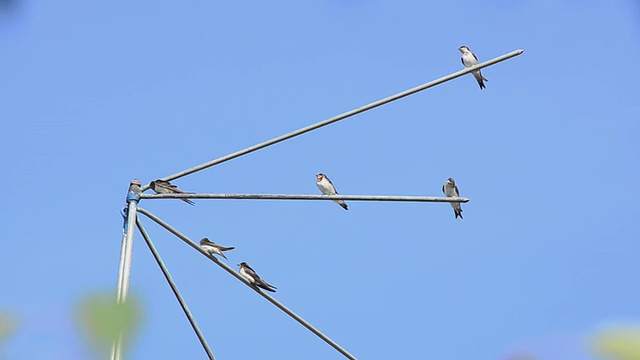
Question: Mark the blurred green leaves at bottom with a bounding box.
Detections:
[77,292,143,358]
[0,311,18,348]
[593,326,640,360]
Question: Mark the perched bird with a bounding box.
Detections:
[149,179,195,206]
[238,262,277,292]
[458,45,488,90]
[316,173,348,210]
[199,238,235,260]
[442,177,463,219]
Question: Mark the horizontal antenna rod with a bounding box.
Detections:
[140,193,470,203]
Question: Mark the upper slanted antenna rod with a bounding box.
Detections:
[139,49,524,191]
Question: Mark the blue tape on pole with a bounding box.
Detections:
[126,191,140,204]
[121,207,128,232]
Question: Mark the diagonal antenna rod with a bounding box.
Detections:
[136,207,358,360]
[140,49,524,191]
[140,193,469,203]
[135,218,216,360]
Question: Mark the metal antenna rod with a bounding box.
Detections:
[135,218,216,360]
[111,179,141,360]
[137,207,358,360]
[141,193,470,203]
[140,49,524,191]
[116,201,137,304]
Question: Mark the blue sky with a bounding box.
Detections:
[1,1,639,359]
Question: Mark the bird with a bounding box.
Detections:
[238,262,277,292]
[149,179,195,205]
[458,45,488,90]
[316,173,348,210]
[442,177,463,219]
[199,238,235,260]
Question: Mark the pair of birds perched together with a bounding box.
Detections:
[149,174,350,210]
[199,238,277,292]
[318,174,464,220]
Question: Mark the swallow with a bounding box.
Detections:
[316,173,348,210]
[149,179,195,205]
[199,238,235,260]
[442,177,463,219]
[459,45,488,90]
[238,262,277,292]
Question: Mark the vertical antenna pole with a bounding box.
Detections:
[111,179,141,360]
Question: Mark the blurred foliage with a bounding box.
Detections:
[4,293,640,359]
[76,292,143,359]
[593,326,640,360]
[0,311,18,348]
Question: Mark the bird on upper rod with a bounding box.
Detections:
[149,179,195,205]
[442,177,463,219]
[459,45,488,90]
[199,238,235,260]
[238,262,277,292]
[316,173,348,210]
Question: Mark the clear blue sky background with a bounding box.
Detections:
[1,1,639,359]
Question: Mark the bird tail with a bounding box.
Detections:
[455,208,464,219]
[474,71,488,89]
[477,78,486,90]
[221,246,235,251]
[339,201,349,211]
[181,198,196,206]
[259,282,277,292]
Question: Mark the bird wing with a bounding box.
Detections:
[154,180,171,187]
[326,177,340,194]
[154,180,176,192]
[243,264,259,278]
[204,240,235,252]
[256,279,277,291]
[155,180,191,194]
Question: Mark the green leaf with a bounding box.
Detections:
[0,311,18,348]
[593,326,640,360]
[77,292,143,358]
